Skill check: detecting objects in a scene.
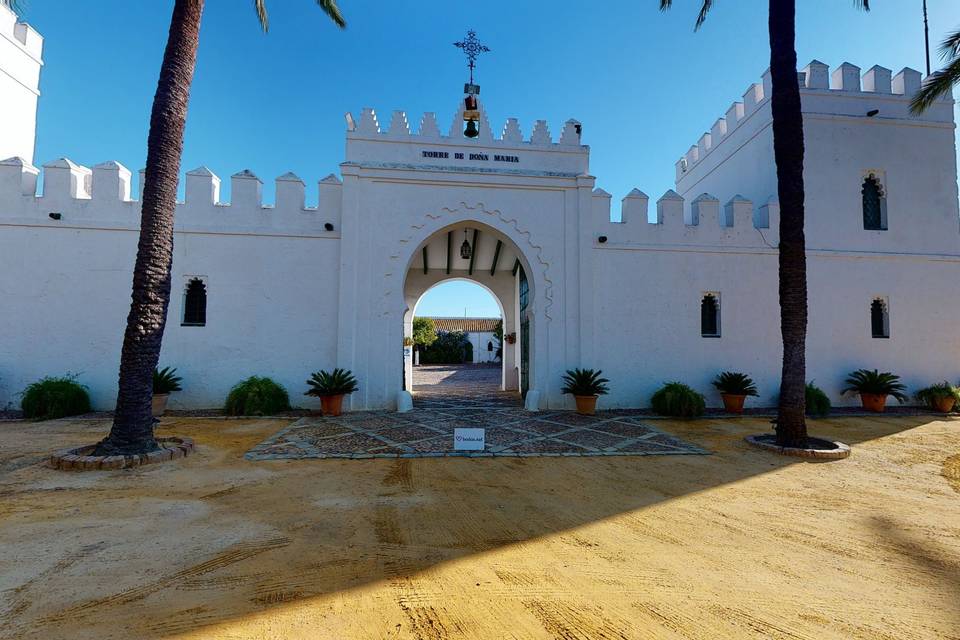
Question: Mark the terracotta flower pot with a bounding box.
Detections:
[574,395,598,415]
[721,393,746,414]
[151,393,169,417]
[320,394,345,417]
[860,392,887,413]
[933,396,956,413]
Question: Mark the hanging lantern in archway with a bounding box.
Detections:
[460,228,472,260]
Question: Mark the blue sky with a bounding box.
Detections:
[21,0,960,317]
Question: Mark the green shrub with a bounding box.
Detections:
[420,331,472,364]
[224,376,291,416]
[153,366,183,394]
[650,382,705,417]
[805,382,831,417]
[21,375,91,420]
[915,381,960,409]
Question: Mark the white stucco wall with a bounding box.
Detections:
[1,40,958,413]
[469,331,498,363]
[0,5,42,164]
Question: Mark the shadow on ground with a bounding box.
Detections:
[0,414,957,639]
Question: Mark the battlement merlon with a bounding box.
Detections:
[343,101,590,178]
[0,158,344,234]
[0,3,43,61]
[674,60,954,184]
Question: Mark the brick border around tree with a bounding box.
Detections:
[49,437,195,471]
[744,435,850,460]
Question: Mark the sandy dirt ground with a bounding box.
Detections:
[0,414,958,639]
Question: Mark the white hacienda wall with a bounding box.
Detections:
[0,5,42,163]
[0,6,957,413]
[470,331,498,363]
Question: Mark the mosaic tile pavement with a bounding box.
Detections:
[245,409,708,460]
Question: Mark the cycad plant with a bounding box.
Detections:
[152,366,183,395]
[712,372,759,397]
[94,0,346,456]
[560,368,610,397]
[842,369,908,401]
[305,368,359,397]
[561,368,609,415]
[842,369,908,411]
[306,368,357,417]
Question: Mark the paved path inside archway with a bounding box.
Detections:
[412,364,521,408]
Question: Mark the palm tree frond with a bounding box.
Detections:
[658,0,712,30]
[316,0,346,29]
[694,0,713,30]
[910,58,960,113]
[940,28,960,60]
[253,0,268,32]
[852,0,870,10]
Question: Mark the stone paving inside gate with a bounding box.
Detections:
[412,364,521,408]
[245,408,707,459]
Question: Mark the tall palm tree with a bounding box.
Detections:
[660,1,868,448]
[911,29,960,113]
[94,0,346,456]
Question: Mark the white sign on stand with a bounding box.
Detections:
[454,428,485,451]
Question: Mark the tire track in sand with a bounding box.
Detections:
[37,536,290,625]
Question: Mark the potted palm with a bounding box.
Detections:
[915,381,960,413]
[152,366,182,417]
[842,369,908,413]
[561,368,610,415]
[306,368,358,417]
[712,371,758,414]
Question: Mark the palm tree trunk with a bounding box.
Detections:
[769,0,808,447]
[94,0,205,456]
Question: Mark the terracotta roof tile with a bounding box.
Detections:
[425,317,499,333]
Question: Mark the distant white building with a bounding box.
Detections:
[1,5,957,412]
[425,318,500,364]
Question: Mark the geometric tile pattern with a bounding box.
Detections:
[245,408,708,460]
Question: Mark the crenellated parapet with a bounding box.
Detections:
[0,157,342,236]
[592,187,779,249]
[344,99,589,178]
[0,4,42,59]
[675,60,948,182]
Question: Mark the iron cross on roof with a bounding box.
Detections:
[454,29,490,86]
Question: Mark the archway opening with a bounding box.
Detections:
[411,280,506,405]
[402,220,533,409]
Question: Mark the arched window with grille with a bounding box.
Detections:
[182,278,207,327]
[870,297,889,339]
[701,293,720,338]
[862,173,887,231]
